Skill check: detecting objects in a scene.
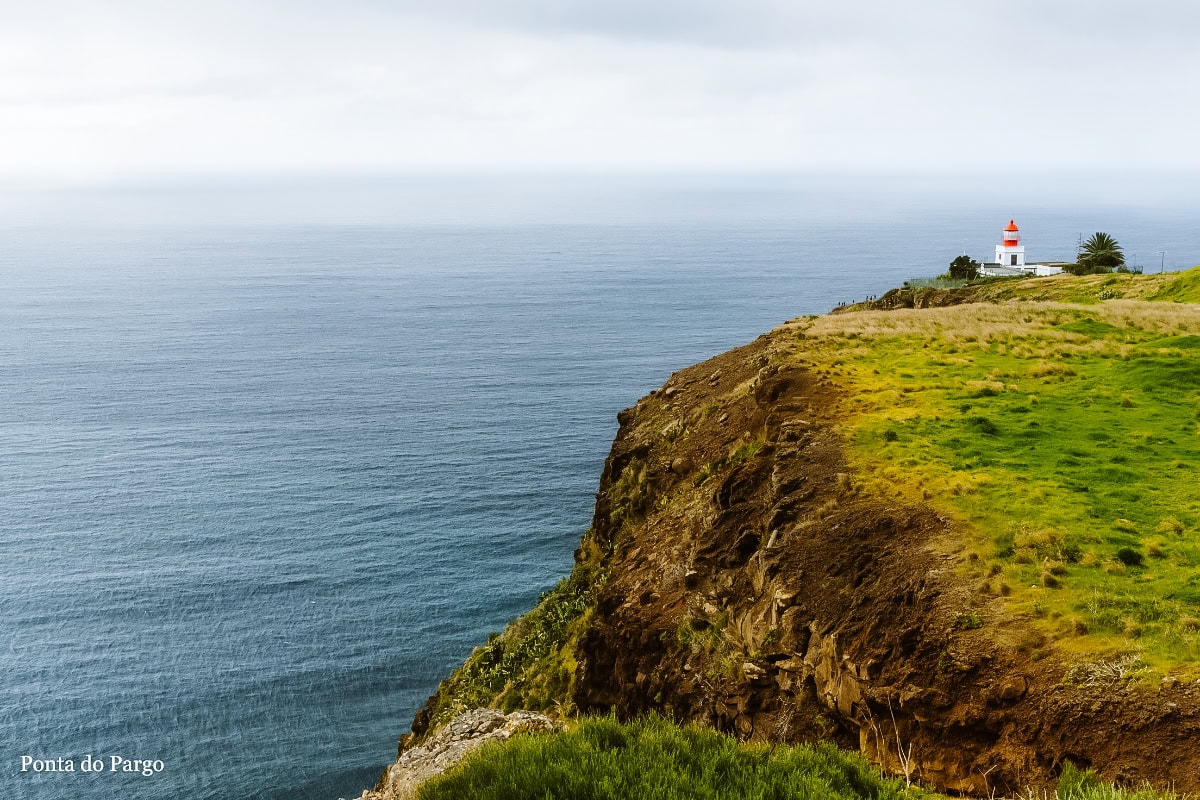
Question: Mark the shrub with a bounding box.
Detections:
[954,612,985,630]
[1063,655,1143,687]
[1158,516,1184,534]
[947,254,981,280]
[1115,547,1145,567]
[729,439,763,467]
[966,415,1000,435]
[693,458,724,486]
[994,531,1016,558]
[1060,543,1084,564]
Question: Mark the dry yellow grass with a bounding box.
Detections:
[800,300,1200,342]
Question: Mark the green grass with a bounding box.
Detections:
[1150,266,1200,303]
[1041,762,1188,800]
[842,267,1196,311]
[419,715,935,800]
[905,277,972,289]
[419,717,1186,800]
[793,299,1200,673]
[694,439,764,487]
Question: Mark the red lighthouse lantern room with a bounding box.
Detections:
[1003,220,1020,247]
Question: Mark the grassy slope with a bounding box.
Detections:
[1150,267,1200,303]
[418,716,1185,800]
[418,715,935,800]
[789,268,1200,675]
[967,267,1200,305]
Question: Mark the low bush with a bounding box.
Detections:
[1116,547,1145,567]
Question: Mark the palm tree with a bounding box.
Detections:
[1075,232,1125,274]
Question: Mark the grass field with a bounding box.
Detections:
[417,716,1185,800]
[788,288,1200,674]
[418,715,934,800]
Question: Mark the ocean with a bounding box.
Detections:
[4,189,1199,799]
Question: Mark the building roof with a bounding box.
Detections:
[980,265,1027,277]
[1005,220,1019,231]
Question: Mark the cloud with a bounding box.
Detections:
[2,0,1200,180]
[311,0,1200,51]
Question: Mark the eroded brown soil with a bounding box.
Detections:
[570,331,1200,794]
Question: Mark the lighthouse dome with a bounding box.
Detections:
[1002,219,1021,246]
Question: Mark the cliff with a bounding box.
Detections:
[383,268,1200,797]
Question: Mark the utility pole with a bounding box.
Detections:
[1159,251,1166,273]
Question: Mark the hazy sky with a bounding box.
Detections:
[2,1,1199,183]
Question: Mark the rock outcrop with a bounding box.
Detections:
[354,709,556,800]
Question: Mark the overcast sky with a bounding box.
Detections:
[2,1,1199,184]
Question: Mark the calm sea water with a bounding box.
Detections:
[3,208,1198,799]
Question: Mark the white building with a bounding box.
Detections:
[979,219,1065,277]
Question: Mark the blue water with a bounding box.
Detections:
[3,207,1199,799]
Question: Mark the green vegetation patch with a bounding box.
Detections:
[1144,335,1200,351]
[860,268,1198,309]
[798,299,1200,672]
[1051,761,1189,800]
[694,438,764,487]
[1055,317,1127,337]
[1150,266,1200,303]
[420,716,1185,800]
[421,535,609,730]
[419,715,934,800]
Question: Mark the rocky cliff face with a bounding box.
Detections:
[565,329,1200,794]
[401,303,1200,797]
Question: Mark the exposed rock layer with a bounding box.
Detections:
[356,709,556,800]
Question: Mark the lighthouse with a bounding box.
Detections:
[995,219,1026,268]
[978,219,1065,277]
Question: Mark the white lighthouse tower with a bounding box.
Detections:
[995,219,1025,268]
